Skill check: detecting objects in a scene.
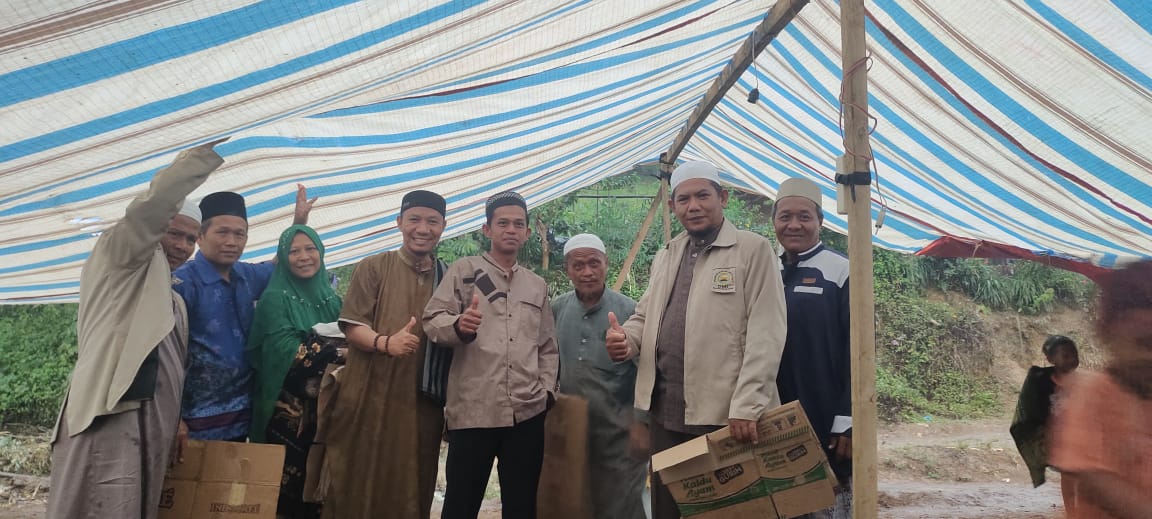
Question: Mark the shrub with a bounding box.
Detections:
[875,293,999,421]
[0,305,78,427]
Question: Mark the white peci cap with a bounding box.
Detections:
[563,233,606,256]
[670,160,722,193]
[177,198,202,223]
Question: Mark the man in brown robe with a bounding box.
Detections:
[47,139,228,519]
[319,190,449,519]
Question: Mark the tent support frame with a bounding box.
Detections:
[840,0,878,517]
[613,0,809,285]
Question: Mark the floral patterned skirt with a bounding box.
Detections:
[264,334,345,519]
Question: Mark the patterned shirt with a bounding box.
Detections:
[173,251,274,440]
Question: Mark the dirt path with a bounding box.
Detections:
[880,481,1061,519]
[0,417,1065,518]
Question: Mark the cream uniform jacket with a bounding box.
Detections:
[621,219,787,425]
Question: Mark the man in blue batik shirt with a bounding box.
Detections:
[173,186,315,441]
[772,177,852,519]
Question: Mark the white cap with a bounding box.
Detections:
[670,160,721,192]
[178,198,202,223]
[776,177,822,205]
[563,233,606,256]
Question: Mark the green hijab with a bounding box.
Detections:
[247,225,342,442]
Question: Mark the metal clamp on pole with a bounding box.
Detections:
[835,170,871,203]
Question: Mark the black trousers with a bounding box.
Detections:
[442,411,547,519]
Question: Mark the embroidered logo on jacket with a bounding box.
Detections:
[712,268,735,293]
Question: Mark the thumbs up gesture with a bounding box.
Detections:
[605,311,631,361]
[457,293,484,336]
[390,316,421,356]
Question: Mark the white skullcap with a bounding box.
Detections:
[670,160,721,192]
[178,198,202,223]
[563,233,606,256]
[777,177,822,205]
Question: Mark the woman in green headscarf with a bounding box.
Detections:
[247,225,342,519]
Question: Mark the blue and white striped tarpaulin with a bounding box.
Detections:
[2,1,1150,302]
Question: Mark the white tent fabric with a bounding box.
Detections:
[2,0,1150,302]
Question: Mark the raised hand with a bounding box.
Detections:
[390,316,421,356]
[293,183,318,225]
[605,311,630,361]
[457,293,483,336]
[184,136,230,157]
[200,136,230,151]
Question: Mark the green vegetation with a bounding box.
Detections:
[0,304,78,427]
[0,174,1097,427]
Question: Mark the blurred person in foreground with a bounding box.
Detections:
[1050,260,1152,519]
[48,139,227,519]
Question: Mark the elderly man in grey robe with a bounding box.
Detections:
[47,139,228,519]
[552,233,647,518]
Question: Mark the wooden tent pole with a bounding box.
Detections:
[660,0,807,166]
[613,185,663,291]
[840,0,878,517]
[660,177,672,243]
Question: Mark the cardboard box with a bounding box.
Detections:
[536,394,592,519]
[158,440,285,519]
[651,401,836,518]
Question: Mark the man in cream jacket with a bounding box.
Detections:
[606,160,787,519]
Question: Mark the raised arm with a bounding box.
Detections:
[292,184,318,226]
[103,139,227,269]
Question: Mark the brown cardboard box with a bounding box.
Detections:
[536,394,592,519]
[158,440,285,519]
[651,401,836,518]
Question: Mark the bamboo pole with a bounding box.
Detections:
[661,177,672,243]
[840,0,878,517]
[537,216,550,270]
[661,0,808,166]
[613,186,663,291]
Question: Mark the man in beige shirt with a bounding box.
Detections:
[424,190,559,519]
[606,160,787,519]
[48,139,228,519]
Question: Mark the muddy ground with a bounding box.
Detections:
[0,417,1064,519]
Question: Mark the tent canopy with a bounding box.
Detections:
[2,0,1150,302]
